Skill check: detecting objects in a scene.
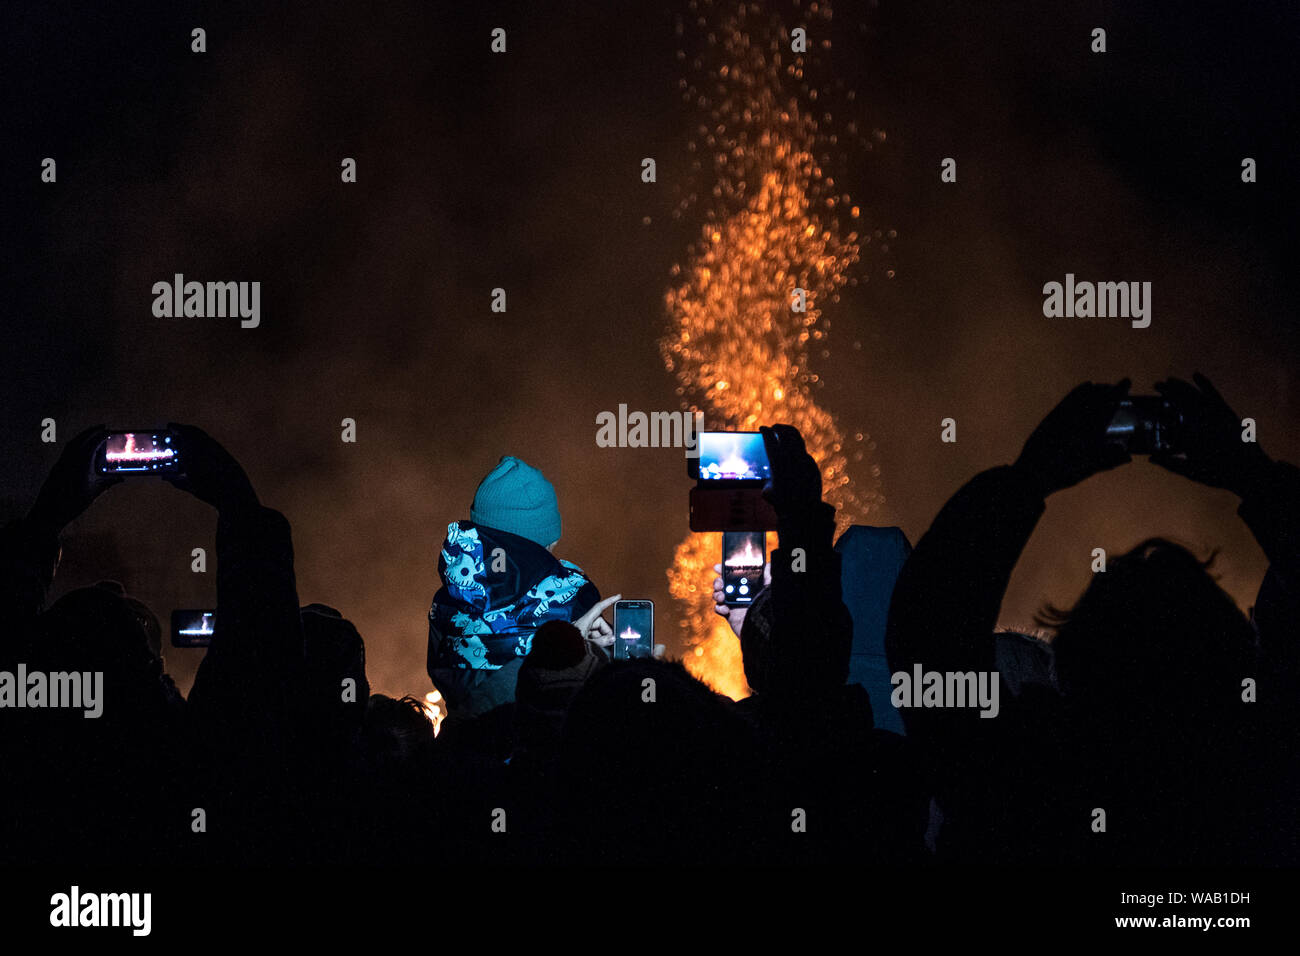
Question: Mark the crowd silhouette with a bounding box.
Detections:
[0,375,1294,866]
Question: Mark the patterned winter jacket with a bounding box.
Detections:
[428,521,600,673]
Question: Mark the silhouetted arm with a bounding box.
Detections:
[189,503,303,724]
[2,426,119,641]
[888,465,1043,669]
[888,381,1131,747]
[885,465,1044,733]
[0,518,60,640]
[767,499,851,698]
[164,425,304,736]
[1237,460,1300,683]
[744,425,852,704]
[1152,376,1300,685]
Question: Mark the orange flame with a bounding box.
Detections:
[421,689,447,737]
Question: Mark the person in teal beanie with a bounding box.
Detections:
[428,456,617,723]
[470,456,563,549]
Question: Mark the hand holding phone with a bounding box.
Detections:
[721,532,766,607]
[1015,380,1132,497]
[759,424,822,515]
[574,594,620,647]
[159,423,259,514]
[28,425,123,534]
[1151,374,1272,497]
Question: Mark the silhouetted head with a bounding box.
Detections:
[22,586,174,864]
[557,658,758,861]
[362,694,436,770]
[37,585,167,722]
[93,581,162,661]
[1043,538,1256,716]
[301,604,369,740]
[515,619,604,754]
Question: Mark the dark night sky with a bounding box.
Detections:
[2,0,1296,696]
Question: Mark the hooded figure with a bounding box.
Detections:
[835,526,912,734]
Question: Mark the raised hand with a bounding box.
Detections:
[1152,373,1271,497]
[574,593,620,647]
[28,425,122,534]
[760,424,822,516]
[162,423,259,515]
[711,560,771,638]
[1014,379,1132,497]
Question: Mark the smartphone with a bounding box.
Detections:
[688,431,771,482]
[1107,397,1182,455]
[171,609,215,648]
[689,484,779,531]
[721,531,766,606]
[612,600,654,660]
[96,430,182,476]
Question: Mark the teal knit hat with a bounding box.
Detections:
[470,456,562,547]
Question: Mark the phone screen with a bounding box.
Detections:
[171,609,215,648]
[690,431,770,482]
[1106,397,1177,455]
[97,431,181,475]
[722,531,766,606]
[613,601,654,660]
